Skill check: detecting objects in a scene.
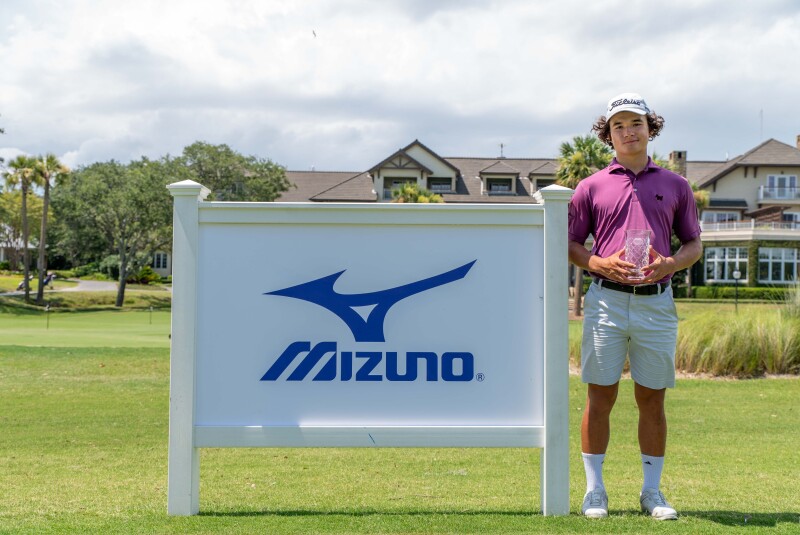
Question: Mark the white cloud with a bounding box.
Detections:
[1,0,799,171]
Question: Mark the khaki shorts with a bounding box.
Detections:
[581,281,678,389]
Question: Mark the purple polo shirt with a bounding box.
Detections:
[568,158,701,284]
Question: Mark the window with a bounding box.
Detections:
[153,253,168,270]
[486,178,513,194]
[428,178,452,193]
[702,211,739,223]
[535,179,556,191]
[758,248,798,284]
[766,175,798,199]
[384,179,416,200]
[783,212,800,227]
[705,247,747,283]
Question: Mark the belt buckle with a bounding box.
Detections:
[635,283,661,295]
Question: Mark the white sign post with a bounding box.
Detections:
[167,180,573,516]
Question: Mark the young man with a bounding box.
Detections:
[567,93,702,520]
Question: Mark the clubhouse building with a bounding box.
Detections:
[277,138,800,287]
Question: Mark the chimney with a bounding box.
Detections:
[668,150,687,177]
[796,134,800,150]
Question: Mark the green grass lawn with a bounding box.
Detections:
[0,309,171,347]
[1,309,799,533]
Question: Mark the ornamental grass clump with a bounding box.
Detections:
[676,308,800,376]
[782,282,800,320]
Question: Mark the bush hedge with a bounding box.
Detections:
[579,278,788,300]
[693,286,788,300]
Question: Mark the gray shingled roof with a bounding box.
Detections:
[281,157,560,203]
[480,160,520,175]
[445,157,562,203]
[697,139,800,188]
[279,171,375,202]
[369,149,433,175]
[684,161,726,185]
[311,172,376,202]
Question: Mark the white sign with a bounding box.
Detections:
[195,224,543,427]
[167,182,572,517]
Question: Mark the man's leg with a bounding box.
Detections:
[580,382,618,518]
[634,382,666,457]
[582,382,620,454]
[579,283,629,518]
[634,382,677,520]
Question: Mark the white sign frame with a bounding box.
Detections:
[167,180,573,516]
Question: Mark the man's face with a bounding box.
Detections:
[608,111,650,157]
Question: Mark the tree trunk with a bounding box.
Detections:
[36,179,50,304]
[685,268,693,299]
[116,244,127,308]
[573,268,584,317]
[21,184,31,303]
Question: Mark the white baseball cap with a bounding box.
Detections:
[606,92,650,120]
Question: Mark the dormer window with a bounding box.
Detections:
[480,161,519,196]
[428,178,453,193]
[487,178,513,194]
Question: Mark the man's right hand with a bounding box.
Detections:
[587,248,637,283]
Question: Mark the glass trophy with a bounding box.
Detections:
[625,229,651,281]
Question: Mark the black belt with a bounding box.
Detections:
[593,277,670,296]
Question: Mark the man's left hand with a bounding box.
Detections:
[638,246,676,284]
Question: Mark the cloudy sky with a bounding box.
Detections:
[1,0,799,174]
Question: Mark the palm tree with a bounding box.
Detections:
[3,155,40,302]
[391,182,444,203]
[33,154,69,303]
[556,135,612,315]
[556,135,613,189]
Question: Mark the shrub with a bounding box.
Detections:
[693,286,788,300]
[99,255,120,280]
[127,265,161,285]
[0,261,10,271]
[73,263,101,278]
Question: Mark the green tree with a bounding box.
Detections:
[0,189,44,271]
[555,135,612,189]
[178,141,291,201]
[556,135,612,315]
[55,158,173,307]
[3,155,41,301]
[390,182,444,203]
[32,154,69,303]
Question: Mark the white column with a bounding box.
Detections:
[166,180,210,516]
[535,184,573,516]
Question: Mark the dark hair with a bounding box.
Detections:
[592,112,665,147]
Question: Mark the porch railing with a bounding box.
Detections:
[700,221,800,231]
[758,186,800,201]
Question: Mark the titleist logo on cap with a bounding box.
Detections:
[610,97,644,108]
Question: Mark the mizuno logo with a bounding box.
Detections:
[260,342,474,382]
[265,260,476,342]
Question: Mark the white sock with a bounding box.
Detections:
[641,454,665,491]
[582,452,606,493]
